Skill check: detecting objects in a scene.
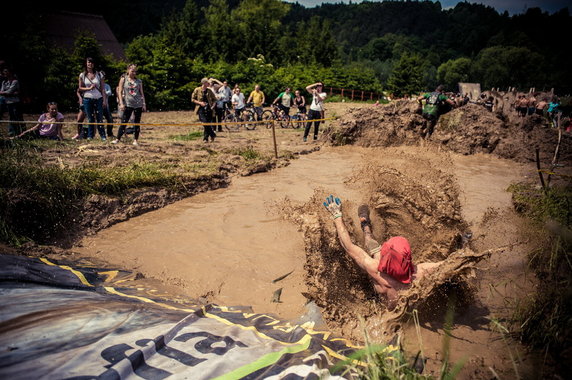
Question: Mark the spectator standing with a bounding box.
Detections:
[211,78,231,132]
[14,102,64,140]
[247,84,265,120]
[78,57,107,140]
[0,61,6,120]
[547,96,562,128]
[517,95,528,117]
[191,78,217,142]
[232,86,245,119]
[303,82,327,142]
[72,87,87,140]
[0,67,23,137]
[113,64,146,146]
[527,93,537,116]
[294,90,306,114]
[101,72,115,138]
[535,97,548,116]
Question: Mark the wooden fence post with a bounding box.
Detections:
[341,88,344,98]
[351,89,354,100]
[271,120,278,159]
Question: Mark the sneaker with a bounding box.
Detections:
[133,140,139,146]
[303,137,307,142]
[313,135,317,141]
[102,137,106,141]
[358,205,372,232]
[111,139,119,144]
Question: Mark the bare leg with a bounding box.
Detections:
[412,261,442,282]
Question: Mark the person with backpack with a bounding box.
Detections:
[323,195,443,310]
[417,85,455,138]
[78,57,107,140]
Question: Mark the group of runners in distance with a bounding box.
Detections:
[514,92,563,128]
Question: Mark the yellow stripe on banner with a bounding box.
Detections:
[98,270,119,282]
[330,338,362,349]
[40,258,94,287]
[202,306,308,346]
[103,286,196,313]
[322,344,366,367]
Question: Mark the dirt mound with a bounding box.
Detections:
[325,100,422,147]
[434,104,572,163]
[326,101,571,164]
[276,149,484,342]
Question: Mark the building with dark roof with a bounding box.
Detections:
[44,11,125,60]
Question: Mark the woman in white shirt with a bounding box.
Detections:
[78,57,107,140]
[303,82,327,142]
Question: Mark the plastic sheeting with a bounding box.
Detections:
[0,254,369,379]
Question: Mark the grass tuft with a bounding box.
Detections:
[508,182,572,374]
[0,142,217,244]
[170,131,204,141]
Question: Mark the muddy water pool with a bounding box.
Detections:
[76,146,530,322]
[77,147,367,319]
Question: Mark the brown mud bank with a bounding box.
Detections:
[3,125,320,248]
[326,100,572,164]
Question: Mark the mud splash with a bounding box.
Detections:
[278,146,492,341]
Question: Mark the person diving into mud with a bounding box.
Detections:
[323,195,442,310]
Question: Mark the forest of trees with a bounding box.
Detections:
[4,0,571,112]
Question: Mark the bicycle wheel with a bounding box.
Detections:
[243,110,257,130]
[224,113,239,131]
[262,110,275,129]
[290,115,300,129]
[279,115,291,129]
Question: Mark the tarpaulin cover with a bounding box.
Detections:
[0,254,366,379]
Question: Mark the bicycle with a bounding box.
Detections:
[262,104,291,129]
[223,104,256,131]
[289,108,308,129]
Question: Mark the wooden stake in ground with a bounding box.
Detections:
[271,120,278,159]
[535,147,546,190]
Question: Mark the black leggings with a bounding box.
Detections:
[117,107,142,140]
[304,109,322,138]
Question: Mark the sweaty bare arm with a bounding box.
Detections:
[324,195,398,305]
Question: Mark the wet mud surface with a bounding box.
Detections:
[6,100,568,378]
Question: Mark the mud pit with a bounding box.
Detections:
[75,143,530,351]
[46,99,557,377]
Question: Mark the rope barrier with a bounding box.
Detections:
[0,117,337,128]
[538,169,572,179]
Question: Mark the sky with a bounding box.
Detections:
[283,0,572,15]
